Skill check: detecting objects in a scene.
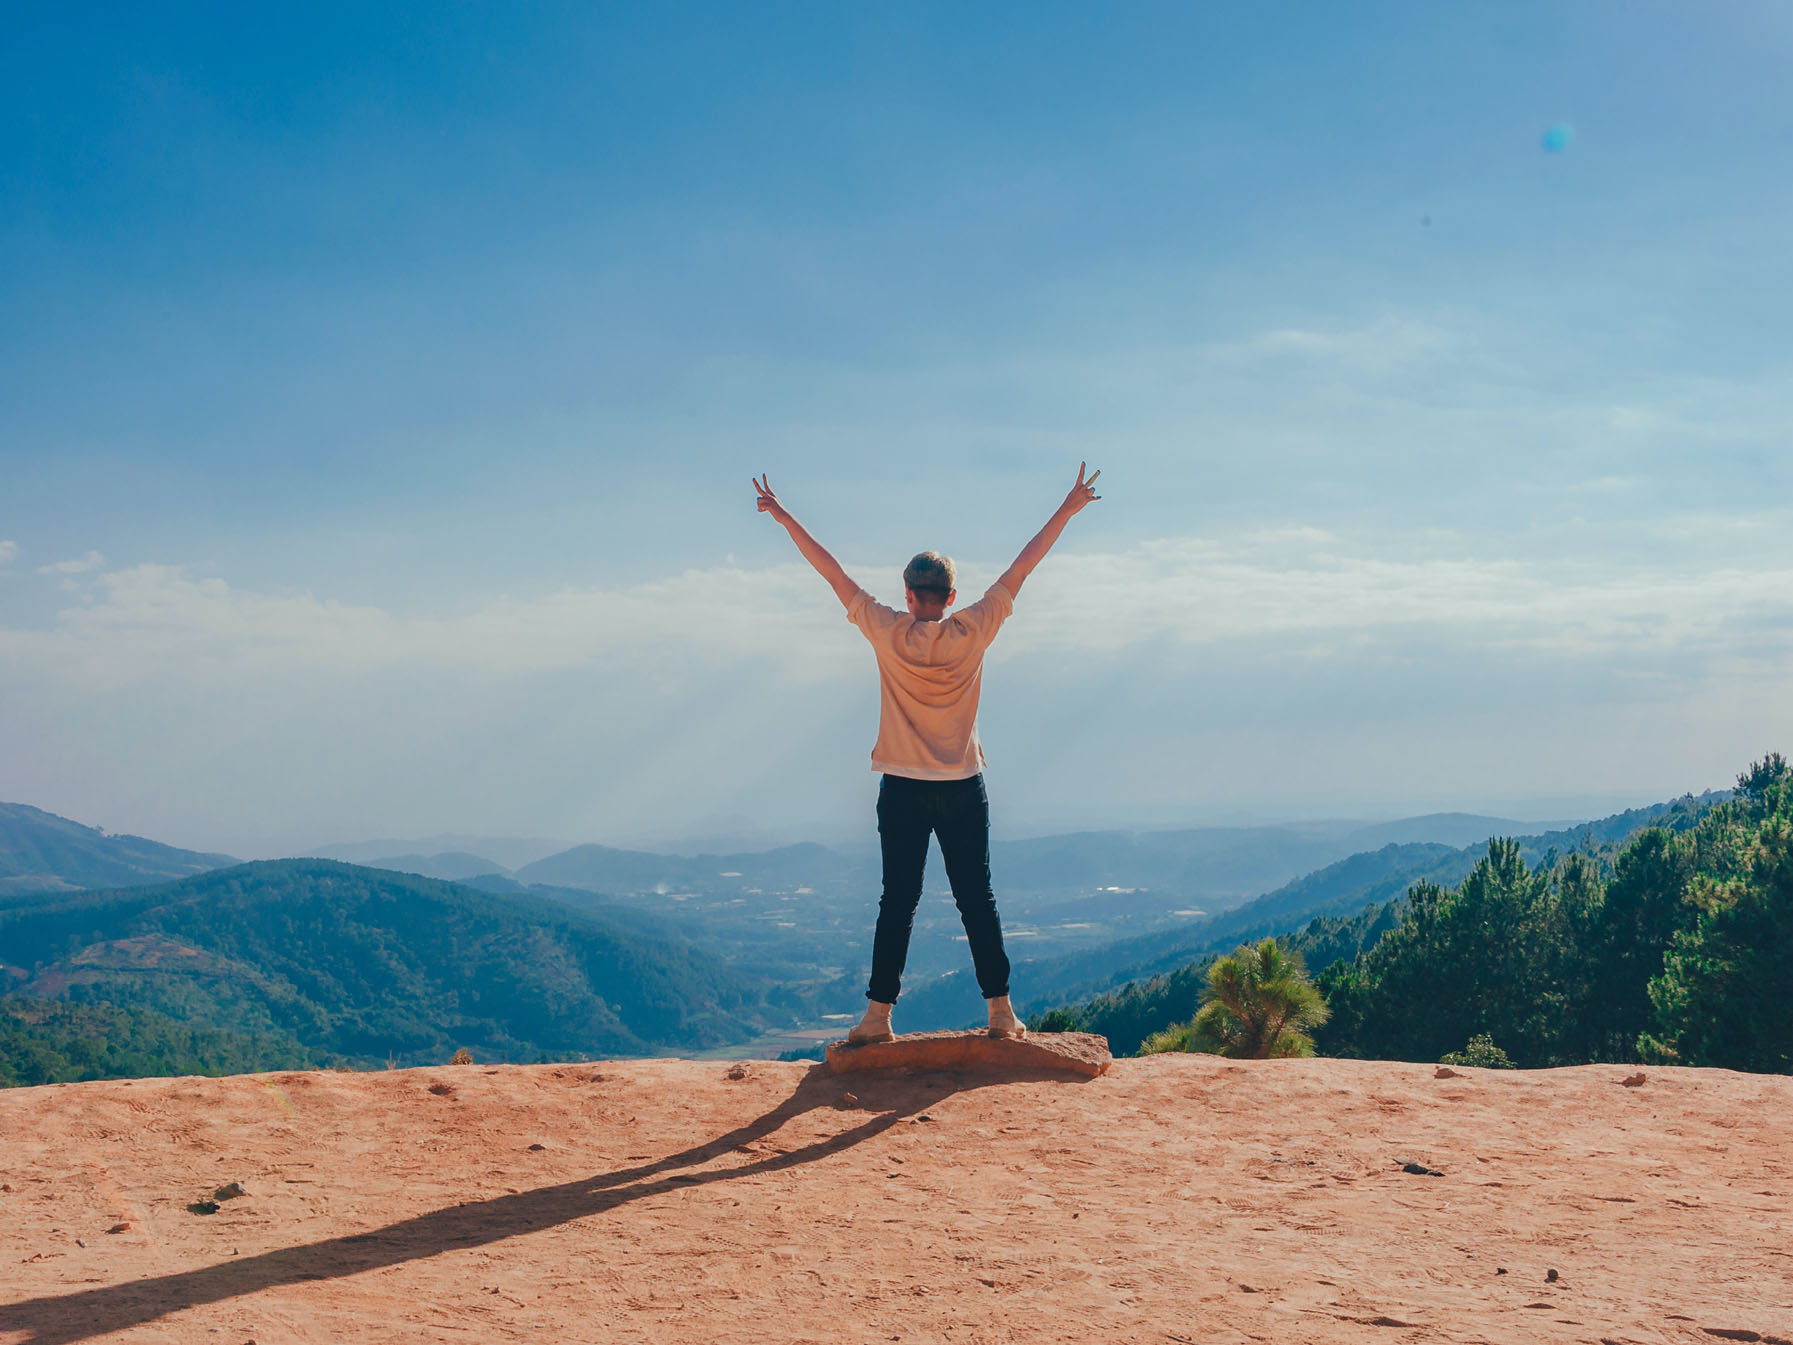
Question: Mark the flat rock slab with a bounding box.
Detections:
[826,1029,1112,1077]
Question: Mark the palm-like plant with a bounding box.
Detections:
[1141,938,1330,1058]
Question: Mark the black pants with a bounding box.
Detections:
[867,772,1011,1004]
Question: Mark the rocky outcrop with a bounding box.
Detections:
[825,1028,1112,1077]
[4,1055,1787,1343]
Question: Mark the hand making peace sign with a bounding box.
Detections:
[752,474,791,526]
[1061,462,1102,517]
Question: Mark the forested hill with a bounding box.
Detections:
[0,996,316,1088]
[1314,760,1789,1072]
[898,791,1721,1033]
[1060,791,1723,1000]
[0,802,236,896]
[1038,761,1786,1073]
[0,859,809,1083]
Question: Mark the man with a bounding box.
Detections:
[753,464,1103,1044]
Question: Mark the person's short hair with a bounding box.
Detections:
[903,550,956,600]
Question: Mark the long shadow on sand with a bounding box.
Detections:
[0,1062,1080,1344]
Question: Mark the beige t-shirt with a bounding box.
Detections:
[845,581,1015,780]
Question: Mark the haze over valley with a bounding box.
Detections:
[0,786,1724,1076]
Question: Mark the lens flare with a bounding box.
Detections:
[1541,123,1574,153]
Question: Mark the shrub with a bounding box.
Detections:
[1139,939,1328,1059]
[1440,1032,1515,1069]
[1030,1008,1079,1033]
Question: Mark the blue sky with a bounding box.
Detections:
[3,3,1790,854]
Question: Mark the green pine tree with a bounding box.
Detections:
[1141,939,1329,1059]
[1641,755,1793,1073]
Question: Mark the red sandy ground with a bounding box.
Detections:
[0,1054,1788,1344]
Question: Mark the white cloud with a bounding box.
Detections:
[5,532,1790,694]
[1007,537,1793,665]
[0,539,16,566]
[1198,317,1458,375]
[37,550,105,575]
[4,531,1790,850]
[0,559,866,694]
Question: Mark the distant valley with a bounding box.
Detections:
[4,796,1656,1083]
[317,810,1594,996]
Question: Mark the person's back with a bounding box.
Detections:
[846,557,1014,781]
[753,466,1101,1043]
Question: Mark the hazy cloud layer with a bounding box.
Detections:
[8,533,1793,683]
[3,530,1788,853]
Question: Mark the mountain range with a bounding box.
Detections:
[305,834,571,872]
[5,796,1686,1084]
[0,802,237,897]
[0,798,1583,913]
[0,859,809,1078]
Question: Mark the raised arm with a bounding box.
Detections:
[996,462,1102,598]
[754,474,861,609]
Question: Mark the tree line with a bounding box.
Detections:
[0,997,318,1087]
[1047,754,1791,1074]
